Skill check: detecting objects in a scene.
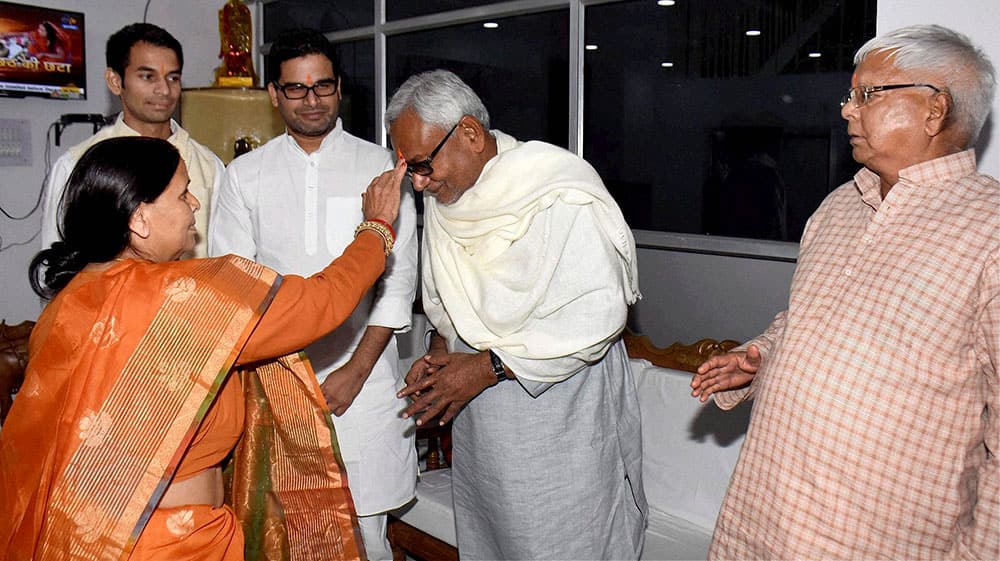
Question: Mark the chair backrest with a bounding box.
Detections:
[630,358,750,529]
[0,320,34,424]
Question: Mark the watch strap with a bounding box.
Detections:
[488,349,508,382]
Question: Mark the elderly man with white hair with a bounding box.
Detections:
[692,24,998,560]
[385,69,647,560]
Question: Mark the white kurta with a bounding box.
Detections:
[208,120,418,515]
[40,114,223,258]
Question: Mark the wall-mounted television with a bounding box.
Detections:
[0,1,85,100]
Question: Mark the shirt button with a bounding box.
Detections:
[844,267,853,277]
[310,161,317,167]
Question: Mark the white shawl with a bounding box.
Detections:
[422,130,640,383]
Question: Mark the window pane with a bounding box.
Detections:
[584,0,876,241]
[261,7,376,144]
[387,10,569,147]
[337,40,378,143]
[388,1,505,22]
[263,0,373,43]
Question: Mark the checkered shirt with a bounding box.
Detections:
[712,150,999,560]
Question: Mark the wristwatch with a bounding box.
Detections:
[487,350,508,383]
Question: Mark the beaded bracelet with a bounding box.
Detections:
[355,220,395,256]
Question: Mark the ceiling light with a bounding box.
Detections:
[483,22,499,29]
[660,61,674,68]
[657,0,677,6]
[585,44,598,51]
[808,52,822,58]
[745,29,762,37]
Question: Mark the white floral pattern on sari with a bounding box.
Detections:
[88,316,120,349]
[154,358,191,392]
[78,409,112,448]
[165,277,197,302]
[72,505,104,544]
[21,375,41,398]
[166,509,195,536]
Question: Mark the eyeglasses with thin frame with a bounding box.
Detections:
[272,79,339,100]
[403,123,459,177]
[840,83,942,108]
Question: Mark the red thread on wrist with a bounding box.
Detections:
[369,218,396,242]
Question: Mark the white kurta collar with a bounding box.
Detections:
[281,117,345,158]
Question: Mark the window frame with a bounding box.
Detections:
[257,0,845,259]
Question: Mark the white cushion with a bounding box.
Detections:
[630,358,749,532]
[391,468,458,546]
[388,357,749,558]
[641,506,714,561]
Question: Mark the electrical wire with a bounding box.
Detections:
[0,121,57,253]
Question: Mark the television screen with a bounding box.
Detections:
[0,1,85,100]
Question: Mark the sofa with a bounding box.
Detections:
[388,333,751,561]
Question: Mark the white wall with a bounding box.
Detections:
[879,0,1000,175]
[0,0,222,322]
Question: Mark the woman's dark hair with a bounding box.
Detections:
[29,137,181,298]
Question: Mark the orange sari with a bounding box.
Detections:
[0,248,377,561]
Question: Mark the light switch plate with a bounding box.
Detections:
[0,119,31,166]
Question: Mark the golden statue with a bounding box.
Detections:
[214,0,257,87]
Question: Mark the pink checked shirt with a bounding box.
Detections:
[712,150,999,560]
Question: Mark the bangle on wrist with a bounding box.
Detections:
[354,220,395,256]
[368,217,396,241]
[487,349,508,383]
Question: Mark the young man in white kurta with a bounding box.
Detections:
[40,24,222,259]
[208,28,417,561]
[42,116,221,257]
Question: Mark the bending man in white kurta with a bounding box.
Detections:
[208,29,417,561]
[387,69,647,560]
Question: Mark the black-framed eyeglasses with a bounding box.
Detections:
[272,79,339,100]
[840,83,942,108]
[404,123,459,177]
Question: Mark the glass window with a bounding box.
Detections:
[263,0,373,43]
[387,1,506,22]
[583,0,875,241]
[261,4,376,143]
[261,0,877,241]
[336,40,377,143]
[387,10,569,148]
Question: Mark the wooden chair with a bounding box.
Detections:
[0,320,34,424]
[386,332,739,561]
[623,332,739,372]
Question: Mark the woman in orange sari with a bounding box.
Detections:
[0,136,407,561]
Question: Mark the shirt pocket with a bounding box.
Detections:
[325,196,364,256]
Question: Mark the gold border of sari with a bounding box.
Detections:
[232,353,365,561]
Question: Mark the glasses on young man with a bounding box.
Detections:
[403,123,459,177]
[272,79,339,100]
[840,83,942,108]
